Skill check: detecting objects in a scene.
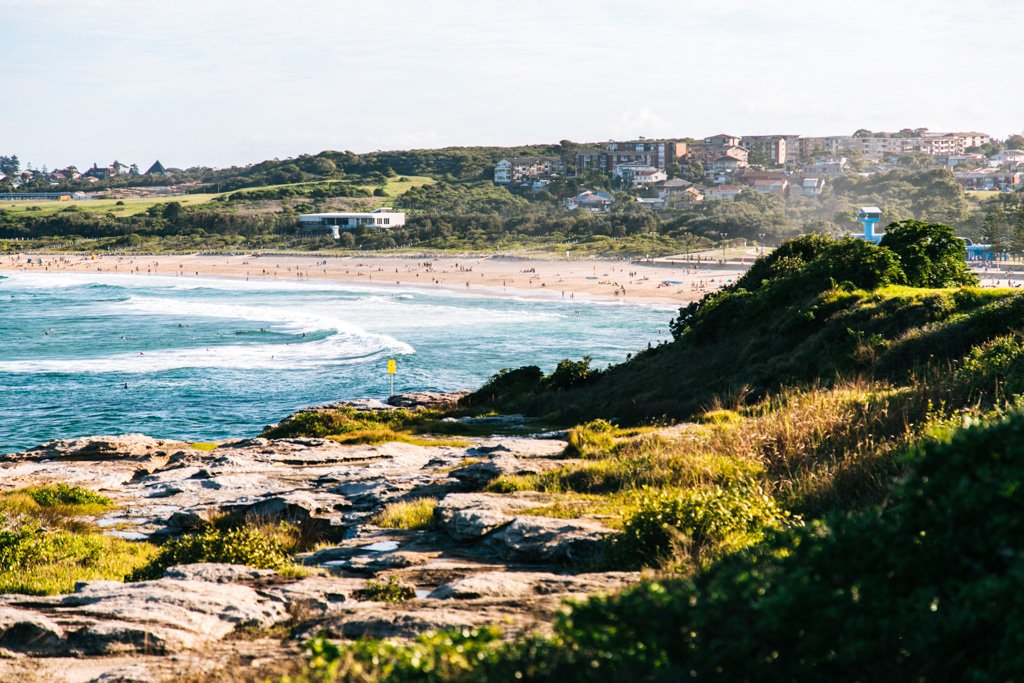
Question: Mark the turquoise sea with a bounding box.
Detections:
[0,271,672,452]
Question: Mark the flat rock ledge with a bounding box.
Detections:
[0,428,638,682]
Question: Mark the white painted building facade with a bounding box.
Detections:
[299,208,406,238]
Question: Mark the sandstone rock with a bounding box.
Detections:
[502,517,612,565]
[428,571,637,600]
[386,391,469,410]
[449,455,556,490]
[434,492,550,541]
[256,575,362,615]
[0,578,288,656]
[318,607,503,640]
[0,408,637,676]
[163,563,277,583]
[17,435,186,461]
[225,492,348,540]
[0,606,65,656]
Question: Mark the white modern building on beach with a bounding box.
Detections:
[299,208,406,238]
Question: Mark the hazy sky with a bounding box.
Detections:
[2,0,1021,169]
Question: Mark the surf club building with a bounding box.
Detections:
[299,208,406,238]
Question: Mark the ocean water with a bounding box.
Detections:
[0,271,672,452]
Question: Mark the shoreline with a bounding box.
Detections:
[0,252,752,305]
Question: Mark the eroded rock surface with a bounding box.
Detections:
[0,428,639,682]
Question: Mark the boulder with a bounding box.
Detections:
[449,456,556,490]
[502,517,612,565]
[428,571,637,600]
[163,563,276,584]
[386,391,469,410]
[0,606,65,655]
[0,578,288,656]
[434,493,549,542]
[225,492,347,540]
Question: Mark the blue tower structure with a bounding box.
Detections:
[856,206,883,243]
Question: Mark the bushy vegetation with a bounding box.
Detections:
[564,419,615,457]
[261,406,470,446]
[282,408,1024,681]
[23,483,112,508]
[0,484,155,594]
[620,480,798,568]
[369,498,437,530]
[128,525,293,581]
[466,231,992,423]
[354,576,416,603]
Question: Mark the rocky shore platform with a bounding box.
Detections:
[0,399,637,682]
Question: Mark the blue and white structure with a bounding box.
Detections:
[962,237,998,262]
[856,206,883,243]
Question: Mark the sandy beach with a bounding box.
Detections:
[0,253,754,305]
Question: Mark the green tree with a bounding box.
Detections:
[1005,134,1024,151]
[0,155,19,174]
[161,201,185,221]
[879,220,977,287]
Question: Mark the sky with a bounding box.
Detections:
[1,0,1021,170]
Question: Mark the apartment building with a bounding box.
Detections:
[575,139,687,174]
[954,170,1022,191]
[494,156,562,185]
[740,135,791,166]
[613,162,667,187]
[848,131,993,160]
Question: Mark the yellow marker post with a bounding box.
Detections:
[387,359,396,397]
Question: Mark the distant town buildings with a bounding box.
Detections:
[493,156,562,185]
[953,170,1022,192]
[844,131,993,160]
[704,185,744,201]
[566,190,614,212]
[613,162,667,187]
[575,139,687,174]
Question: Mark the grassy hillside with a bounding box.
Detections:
[0,193,220,217]
[273,226,1024,681]
[467,228,992,423]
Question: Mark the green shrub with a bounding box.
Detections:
[546,357,596,390]
[879,219,977,288]
[621,481,797,566]
[24,483,111,508]
[355,576,416,603]
[565,419,616,457]
[128,526,290,580]
[0,521,155,594]
[370,498,437,530]
[302,411,1024,682]
[697,408,741,424]
[292,628,508,682]
[262,406,425,439]
[462,365,543,407]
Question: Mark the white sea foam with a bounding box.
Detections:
[0,286,415,373]
[115,296,360,335]
[0,332,414,374]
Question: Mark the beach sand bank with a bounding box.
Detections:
[1,253,753,305]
